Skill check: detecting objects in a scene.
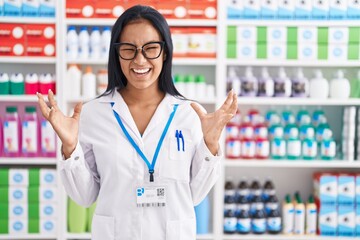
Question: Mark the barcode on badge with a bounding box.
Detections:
[137,203,166,207]
[157,188,165,197]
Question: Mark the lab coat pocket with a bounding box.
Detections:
[91,214,115,240]
[166,218,196,240]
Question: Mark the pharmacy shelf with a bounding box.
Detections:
[65,18,217,27]
[0,158,57,165]
[236,97,360,106]
[224,159,360,168]
[66,233,214,240]
[0,57,56,64]
[0,234,56,239]
[0,17,56,24]
[226,59,360,67]
[0,95,40,102]
[222,234,356,240]
[226,19,360,27]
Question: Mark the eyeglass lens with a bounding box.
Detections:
[118,42,163,60]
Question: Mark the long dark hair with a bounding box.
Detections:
[102,5,183,98]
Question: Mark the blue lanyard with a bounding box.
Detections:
[111,103,179,182]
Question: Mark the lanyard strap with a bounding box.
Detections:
[111,103,179,182]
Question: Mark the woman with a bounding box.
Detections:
[38,5,237,240]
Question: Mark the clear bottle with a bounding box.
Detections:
[291,68,309,98]
[40,116,56,157]
[66,26,79,59]
[286,127,301,160]
[22,106,39,157]
[302,128,317,160]
[227,67,241,96]
[78,26,90,59]
[241,66,258,97]
[3,106,20,157]
[82,66,96,98]
[90,26,101,59]
[274,67,291,97]
[320,128,336,160]
[257,67,274,97]
[101,26,111,59]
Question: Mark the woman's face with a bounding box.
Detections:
[118,19,165,91]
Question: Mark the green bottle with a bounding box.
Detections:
[68,197,87,233]
[87,202,97,232]
[349,70,360,98]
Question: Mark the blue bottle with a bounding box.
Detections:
[195,196,210,234]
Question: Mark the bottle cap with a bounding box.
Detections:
[85,66,93,73]
[185,75,196,83]
[6,106,17,113]
[196,75,205,83]
[25,106,36,113]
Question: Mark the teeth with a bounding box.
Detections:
[133,68,150,74]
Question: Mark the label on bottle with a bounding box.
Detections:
[41,120,56,154]
[22,121,37,154]
[237,218,251,233]
[241,140,255,158]
[306,208,317,234]
[224,217,237,232]
[321,141,336,158]
[283,205,294,234]
[267,216,282,232]
[302,140,317,158]
[251,218,266,233]
[255,140,269,157]
[271,139,286,157]
[4,121,19,153]
[226,139,241,158]
[287,140,301,157]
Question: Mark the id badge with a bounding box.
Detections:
[136,185,166,207]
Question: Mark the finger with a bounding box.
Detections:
[220,89,235,110]
[48,89,59,110]
[37,92,50,119]
[228,92,238,115]
[72,102,83,121]
[190,102,207,119]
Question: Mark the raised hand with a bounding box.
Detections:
[190,90,238,155]
[37,89,82,158]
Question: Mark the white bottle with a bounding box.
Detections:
[241,66,257,97]
[291,68,309,98]
[78,26,90,59]
[66,64,82,98]
[228,67,241,96]
[90,26,101,59]
[97,69,108,95]
[257,67,274,97]
[274,67,291,97]
[82,66,97,98]
[101,26,111,59]
[66,26,78,59]
[309,70,329,99]
[329,70,350,99]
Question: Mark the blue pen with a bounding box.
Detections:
[179,130,185,152]
[175,130,180,151]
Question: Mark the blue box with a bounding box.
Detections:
[329,0,347,19]
[348,1,360,19]
[4,0,21,16]
[227,0,243,19]
[261,0,277,19]
[278,0,294,19]
[243,0,260,19]
[39,0,55,17]
[338,206,356,237]
[312,0,329,19]
[22,0,39,16]
[295,0,312,19]
[338,174,355,206]
[355,207,360,237]
[319,206,337,236]
[356,175,360,205]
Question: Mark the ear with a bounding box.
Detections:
[163,53,167,61]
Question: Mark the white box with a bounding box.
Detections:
[338,174,356,206]
[9,169,28,187]
[261,0,278,18]
[40,186,57,203]
[298,44,317,60]
[319,206,337,236]
[348,0,360,19]
[267,43,286,60]
[267,27,287,42]
[295,0,312,18]
[237,26,257,42]
[40,219,56,234]
[329,27,349,44]
[314,173,338,205]
[9,203,28,219]
[298,27,317,43]
[227,0,243,19]
[243,0,260,19]
[40,169,57,186]
[338,206,356,237]
[312,0,329,19]
[278,0,295,18]
[9,219,27,234]
[328,44,348,61]
[9,187,28,203]
[40,203,57,218]
[329,0,347,19]
[237,43,256,60]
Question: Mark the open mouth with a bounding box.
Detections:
[132,68,151,75]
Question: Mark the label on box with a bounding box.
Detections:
[9,219,27,234]
[329,27,349,44]
[328,44,347,61]
[298,27,317,43]
[268,43,286,60]
[278,0,295,18]
[338,175,355,206]
[267,27,286,42]
[238,43,256,59]
[227,0,243,19]
[338,206,356,237]
[9,187,28,203]
[298,44,317,60]
[312,0,329,19]
[243,0,260,18]
[261,0,277,18]
[40,169,57,186]
[237,26,256,42]
[9,203,28,218]
[319,206,337,236]
[9,169,28,187]
[319,175,337,205]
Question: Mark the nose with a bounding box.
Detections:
[133,48,147,64]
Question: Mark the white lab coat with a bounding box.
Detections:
[59,91,222,240]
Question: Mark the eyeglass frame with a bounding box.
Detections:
[113,41,166,60]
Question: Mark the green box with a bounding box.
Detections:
[227,43,237,59]
[28,219,39,233]
[28,187,39,203]
[9,82,24,95]
[349,27,360,44]
[287,27,298,43]
[0,219,8,233]
[29,168,40,186]
[348,44,359,60]
[0,168,9,186]
[227,26,237,43]
[318,27,328,44]
[256,43,267,59]
[318,44,328,60]
[0,203,8,219]
[0,188,8,203]
[0,82,10,95]
[287,44,298,60]
[29,203,39,219]
[257,26,267,43]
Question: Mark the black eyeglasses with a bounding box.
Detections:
[113,41,165,60]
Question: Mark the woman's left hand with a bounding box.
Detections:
[191,90,238,155]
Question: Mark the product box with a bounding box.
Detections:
[227,0,243,19]
[267,27,286,43]
[338,174,355,206]
[40,203,57,218]
[39,169,57,186]
[25,42,55,57]
[261,0,277,19]
[312,0,329,19]
[286,43,298,60]
[295,0,312,19]
[0,187,8,202]
[0,168,9,186]
[356,174,360,205]
[66,0,96,18]
[314,172,338,206]
[39,0,55,17]
[188,0,217,19]
[0,42,25,57]
[298,43,317,60]
[171,28,188,57]
[22,0,39,16]
[28,219,57,234]
[0,0,4,16]
[227,26,237,43]
[25,24,56,42]
[157,0,187,19]
[348,0,360,19]
[319,205,337,236]
[329,0,347,19]
[187,27,216,58]
[9,219,27,234]
[9,169,29,187]
[356,207,360,236]
[28,186,57,203]
[0,23,25,41]
[238,43,256,59]
[318,27,329,44]
[9,203,28,219]
[328,44,348,61]
[298,27,317,43]
[267,43,286,60]
[9,187,28,203]
[94,0,128,18]
[227,43,236,58]
[278,0,294,19]
[338,205,356,237]
[243,0,260,19]
[329,27,349,44]
[3,0,21,16]
[237,26,257,42]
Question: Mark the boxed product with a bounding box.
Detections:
[338,205,356,237]
[227,0,243,19]
[337,173,355,206]
[319,205,337,236]
[314,172,338,206]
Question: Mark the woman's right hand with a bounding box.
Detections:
[37,89,82,158]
